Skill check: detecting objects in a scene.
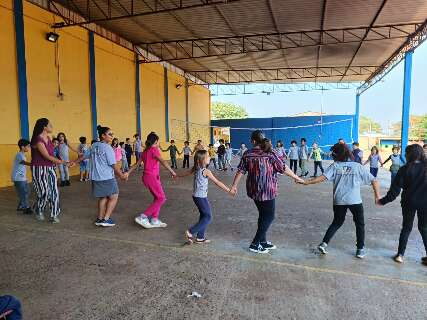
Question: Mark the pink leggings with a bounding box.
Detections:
[142,174,166,219]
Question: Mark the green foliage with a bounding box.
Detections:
[359,116,382,134]
[391,114,427,138]
[211,102,248,120]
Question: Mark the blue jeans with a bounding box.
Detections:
[58,163,69,181]
[190,197,212,239]
[391,171,398,184]
[253,199,276,245]
[0,295,22,320]
[218,155,225,170]
[14,181,30,209]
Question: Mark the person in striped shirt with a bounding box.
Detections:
[230,130,304,254]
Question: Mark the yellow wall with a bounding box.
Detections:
[189,85,211,145]
[0,0,210,187]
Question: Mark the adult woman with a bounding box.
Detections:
[230,130,304,254]
[30,118,66,223]
[377,144,427,265]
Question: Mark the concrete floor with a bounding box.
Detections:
[1,161,427,319]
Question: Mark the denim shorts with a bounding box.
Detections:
[80,160,89,172]
[92,178,119,198]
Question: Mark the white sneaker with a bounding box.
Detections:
[134,215,152,228]
[150,218,167,228]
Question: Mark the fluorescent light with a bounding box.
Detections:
[46,32,59,42]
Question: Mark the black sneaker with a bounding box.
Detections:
[260,241,277,250]
[59,181,65,187]
[249,243,269,254]
[65,180,71,186]
[23,208,34,215]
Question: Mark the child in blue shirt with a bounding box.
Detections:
[11,139,32,214]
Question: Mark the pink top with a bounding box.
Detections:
[142,146,160,176]
[31,136,55,167]
[113,146,122,161]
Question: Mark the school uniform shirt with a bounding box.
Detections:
[225,148,233,160]
[89,142,116,181]
[368,154,382,168]
[166,145,179,157]
[134,139,143,153]
[352,148,363,164]
[288,146,299,160]
[183,146,192,155]
[237,147,286,201]
[217,145,226,156]
[58,143,70,161]
[380,161,427,209]
[11,152,27,182]
[323,161,375,205]
[298,145,309,160]
[311,148,323,162]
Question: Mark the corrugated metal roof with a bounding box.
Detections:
[52,0,427,84]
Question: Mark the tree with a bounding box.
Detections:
[359,116,382,134]
[211,102,248,120]
[391,114,427,138]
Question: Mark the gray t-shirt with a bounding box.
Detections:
[89,142,116,181]
[323,161,375,205]
[183,146,191,155]
[58,143,69,161]
[11,152,27,182]
[288,146,299,160]
[193,168,208,198]
[369,154,381,168]
[299,145,309,160]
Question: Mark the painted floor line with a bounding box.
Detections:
[2,222,427,288]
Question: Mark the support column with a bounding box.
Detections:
[13,0,29,139]
[164,67,169,141]
[401,51,413,154]
[185,79,190,141]
[353,94,360,143]
[88,31,98,140]
[135,54,141,136]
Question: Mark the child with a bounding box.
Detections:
[134,133,143,163]
[57,132,77,187]
[287,140,299,174]
[193,140,205,153]
[275,140,287,163]
[298,138,309,177]
[309,142,324,177]
[217,139,226,170]
[124,138,133,168]
[11,139,32,214]
[161,140,179,169]
[181,141,192,168]
[78,136,90,182]
[180,150,231,244]
[119,142,129,172]
[111,138,122,162]
[236,143,248,158]
[352,142,363,164]
[224,142,234,171]
[75,125,128,227]
[363,146,383,178]
[208,144,217,169]
[129,132,177,228]
[230,130,304,254]
[383,146,405,184]
[303,143,380,259]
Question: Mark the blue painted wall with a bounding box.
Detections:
[211,114,354,150]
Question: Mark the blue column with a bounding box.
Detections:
[185,78,189,141]
[353,94,360,143]
[88,31,98,140]
[135,54,141,136]
[401,51,413,154]
[164,67,169,141]
[13,0,29,139]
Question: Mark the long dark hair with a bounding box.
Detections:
[57,132,68,145]
[97,125,110,140]
[111,138,119,148]
[405,144,427,178]
[145,132,159,149]
[330,143,354,162]
[251,130,272,152]
[31,118,49,146]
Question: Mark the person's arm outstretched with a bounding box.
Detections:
[284,166,305,183]
[363,156,370,166]
[304,175,327,185]
[383,155,391,165]
[204,169,231,193]
[177,169,193,178]
[114,164,128,180]
[155,154,177,177]
[36,142,64,165]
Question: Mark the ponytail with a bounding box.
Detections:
[97,125,110,140]
[145,132,159,149]
[250,130,272,153]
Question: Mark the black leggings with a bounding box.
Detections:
[313,161,324,176]
[398,207,427,256]
[253,199,275,245]
[289,159,298,174]
[323,204,365,249]
[183,155,190,168]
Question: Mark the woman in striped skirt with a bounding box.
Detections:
[30,118,67,223]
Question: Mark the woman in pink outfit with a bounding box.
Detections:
[128,132,177,228]
[111,138,122,162]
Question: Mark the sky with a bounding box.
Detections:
[212,41,427,133]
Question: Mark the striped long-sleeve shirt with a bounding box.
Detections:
[237,147,286,201]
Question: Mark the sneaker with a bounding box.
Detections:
[421,257,427,263]
[260,241,277,250]
[318,242,328,254]
[65,180,71,186]
[393,254,404,263]
[356,248,366,259]
[35,214,45,221]
[23,208,33,215]
[59,181,65,187]
[49,217,60,224]
[94,218,104,226]
[101,218,115,227]
[79,178,84,182]
[150,218,167,228]
[249,243,269,254]
[135,215,152,228]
